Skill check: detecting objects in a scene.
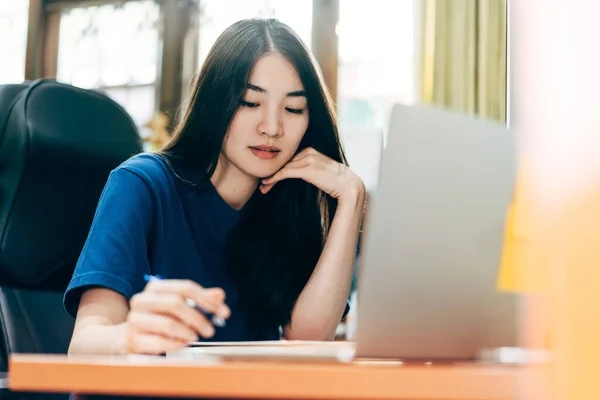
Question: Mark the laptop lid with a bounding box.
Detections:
[354,105,520,361]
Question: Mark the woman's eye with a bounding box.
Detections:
[241,100,259,108]
[286,107,304,115]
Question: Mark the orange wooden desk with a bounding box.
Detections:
[9,354,541,400]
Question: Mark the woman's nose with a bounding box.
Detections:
[258,109,283,138]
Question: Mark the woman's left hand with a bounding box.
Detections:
[260,147,365,205]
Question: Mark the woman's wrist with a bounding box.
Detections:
[115,322,129,355]
[337,180,366,214]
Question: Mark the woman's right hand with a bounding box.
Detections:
[125,279,230,354]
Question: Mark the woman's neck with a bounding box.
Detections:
[210,154,258,210]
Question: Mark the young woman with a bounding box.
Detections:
[65,18,365,355]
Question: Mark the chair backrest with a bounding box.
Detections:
[0,80,142,367]
[0,83,29,135]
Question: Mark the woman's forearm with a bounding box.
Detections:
[284,190,365,340]
[68,321,128,355]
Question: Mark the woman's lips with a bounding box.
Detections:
[249,146,281,160]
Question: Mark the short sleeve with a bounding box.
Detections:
[63,168,155,318]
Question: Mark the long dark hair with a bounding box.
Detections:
[160,18,347,337]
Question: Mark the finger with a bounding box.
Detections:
[127,332,187,355]
[260,183,274,194]
[260,160,312,194]
[282,156,315,170]
[130,292,216,338]
[292,147,319,161]
[263,159,312,185]
[260,166,309,194]
[128,311,198,343]
[260,152,325,194]
[145,279,230,318]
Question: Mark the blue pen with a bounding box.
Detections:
[143,274,226,328]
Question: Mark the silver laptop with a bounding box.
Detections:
[353,104,521,361]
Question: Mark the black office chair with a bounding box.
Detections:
[0,80,142,398]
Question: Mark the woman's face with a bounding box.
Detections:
[220,54,310,179]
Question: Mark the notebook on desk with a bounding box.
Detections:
[186,340,329,347]
[167,340,356,363]
[169,105,521,364]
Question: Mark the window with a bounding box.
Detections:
[197,0,312,68]
[0,0,29,84]
[56,1,160,136]
[337,0,415,190]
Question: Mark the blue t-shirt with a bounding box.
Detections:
[64,153,280,341]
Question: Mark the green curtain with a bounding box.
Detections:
[421,0,507,122]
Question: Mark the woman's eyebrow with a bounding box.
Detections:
[247,83,267,93]
[287,90,307,97]
[246,83,306,97]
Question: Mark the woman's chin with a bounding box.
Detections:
[242,163,282,180]
[242,168,275,181]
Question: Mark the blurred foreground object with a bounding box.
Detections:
[503,1,600,398]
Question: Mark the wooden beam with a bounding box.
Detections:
[156,0,199,129]
[311,0,339,104]
[25,1,61,80]
[25,0,46,80]
[42,10,61,79]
